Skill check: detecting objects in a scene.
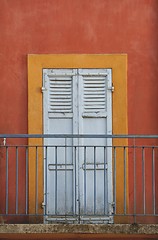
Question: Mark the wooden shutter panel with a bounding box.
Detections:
[83,75,107,112]
[47,69,74,113]
[79,69,108,117]
[49,76,72,113]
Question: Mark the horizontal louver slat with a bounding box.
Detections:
[84,75,106,113]
[49,76,72,113]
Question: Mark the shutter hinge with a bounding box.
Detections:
[41,86,47,92]
[41,202,45,209]
[42,73,47,92]
[108,85,114,92]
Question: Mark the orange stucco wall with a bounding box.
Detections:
[0,0,158,223]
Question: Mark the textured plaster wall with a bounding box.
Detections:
[0,0,158,135]
[0,0,158,223]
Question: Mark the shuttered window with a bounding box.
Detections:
[44,69,110,118]
[43,68,112,222]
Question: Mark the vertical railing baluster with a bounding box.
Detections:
[78,145,80,223]
[133,141,136,223]
[142,147,146,215]
[124,147,126,215]
[94,146,96,215]
[113,146,116,214]
[71,143,74,215]
[152,147,156,215]
[44,146,48,216]
[55,146,57,215]
[6,146,9,215]
[74,146,77,214]
[25,147,28,214]
[104,146,106,214]
[65,138,67,214]
[35,146,38,215]
[16,147,18,214]
[84,146,87,214]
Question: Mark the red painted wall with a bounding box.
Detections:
[0,0,158,223]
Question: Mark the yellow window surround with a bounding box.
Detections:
[28,54,128,222]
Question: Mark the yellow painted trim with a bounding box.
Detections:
[28,54,128,221]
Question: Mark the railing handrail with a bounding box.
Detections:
[0,134,158,138]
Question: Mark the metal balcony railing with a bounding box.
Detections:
[0,134,158,224]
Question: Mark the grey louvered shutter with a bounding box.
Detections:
[79,69,108,118]
[47,69,75,114]
[49,76,72,113]
[43,68,113,223]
